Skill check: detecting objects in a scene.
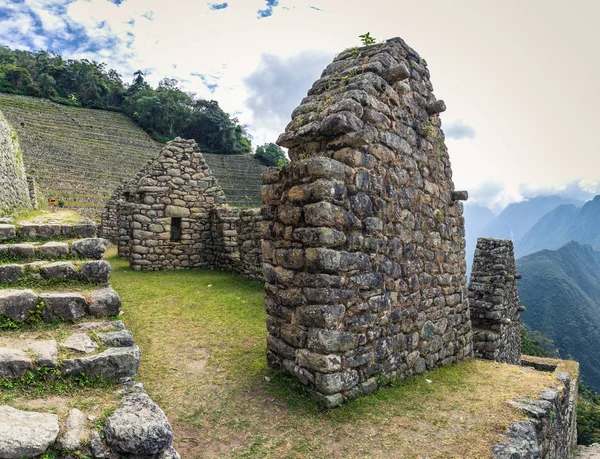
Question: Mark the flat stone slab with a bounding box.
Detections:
[97,330,135,347]
[0,406,59,459]
[62,333,98,353]
[0,224,16,241]
[40,262,78,280]
[0,348,33,379]
[0,289,37,322]
[0,264,23,283]
[62,346,141,380]
[57,408,86,451]
[38,241,69,258]
[40,293,87,322]
[8,244,35,258]
[76,320,125,331]
[27,340,58,367]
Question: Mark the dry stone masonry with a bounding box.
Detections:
[262,37,472,406]
[468,238,522,365]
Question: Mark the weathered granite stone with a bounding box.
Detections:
[38,241,69,258]
[76,320,125,331]
[80,260,111,283]
[88,286,122,316]
[27,340,58,367]
[8,243,35,258]
[71,222,97,238]
[0,289,37,322]
[62,346,141,380]
[40,292,87,322]
[89,430,119,459]
[0,406,59,459]
[0,264,22,283]
[62,333,98,353]
[97,330,135,347]
[58,408,86,451]
[0,347,33,379]
[71,238,108,259]
[104,391,174,455]
[0,224,16,241]
[40,261,78,280]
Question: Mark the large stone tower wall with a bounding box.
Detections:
[262,37,472,406]
[468,238,522,364]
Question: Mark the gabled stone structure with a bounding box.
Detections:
[261,37,472,406]
[468,238,522,364]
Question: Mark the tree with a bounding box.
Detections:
[254,143,288,167]
[38,73,57,98]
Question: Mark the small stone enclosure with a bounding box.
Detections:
[261,37,473,406]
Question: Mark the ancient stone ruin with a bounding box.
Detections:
[468,238,522,365]
[261,37,472,406]
[103,138,264,279]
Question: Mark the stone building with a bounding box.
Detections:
[261,37,472,406]
[468,238,523,364]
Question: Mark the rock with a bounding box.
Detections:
[89,430,119,459]
[88,287,121,316]
[40,293,87,322]
[426,99,446,115]
[97,330,135,347]
[158,446,181,459]
[8,243,35,258]
[38,241,69,258]
[27,340,58,367]
[36,224,61,238]
[76,320,125,331]
[80,260,111,283]
[0,264,23,283]
[71,222,97,238]
[17,223,39,238]
[40,261,78,280]
[62,346,141,380]
[71,238,109,259]
[0,348,33,379]
[58,408,86,451]
[0,289,37,322]
[0,406,59,459]
[104,391,173,455]
[62,333,98,353]
[0,224,16,241]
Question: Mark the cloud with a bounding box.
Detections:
[257,0,278,19]
[444,120,476,140]
[243,51,332,141]
[519,180,600,203]
[208,3,228,10]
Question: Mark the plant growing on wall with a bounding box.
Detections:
[359,32,376,46]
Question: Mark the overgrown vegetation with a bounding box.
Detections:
[520,324,559,358]
[0,47,251,153]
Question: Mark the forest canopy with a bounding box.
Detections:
[0,46,251,154]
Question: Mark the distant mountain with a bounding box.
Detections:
[480,195,584,243]
[517,242,600,390]
[463,204,495,272]
[516,196,600,257]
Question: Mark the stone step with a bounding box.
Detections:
[0,259,111,284]
[0,286,121,323]
[0,222,97,242]
[0,237,109,263]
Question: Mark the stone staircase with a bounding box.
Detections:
[0,220,179,458]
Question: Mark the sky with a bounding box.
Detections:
[0,0,599,211]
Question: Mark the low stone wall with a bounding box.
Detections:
[468,238,522,365]
[0,111,32,216]
[238,208,264,280]
[493,357,579,458]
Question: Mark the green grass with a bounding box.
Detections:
[107,250,566,459]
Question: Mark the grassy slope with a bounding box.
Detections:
[108,250,564,459]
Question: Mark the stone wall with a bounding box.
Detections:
[468,238,522,365]
[493,357,578,458]
[261,37,472,407]
[0,111,32,216]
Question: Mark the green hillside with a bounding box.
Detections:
[517,242,600,390]
[0,93,160,217]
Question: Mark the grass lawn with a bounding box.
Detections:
[108,249,566,459]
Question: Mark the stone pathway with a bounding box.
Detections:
[576,444,600,458]
[0,218,179,458]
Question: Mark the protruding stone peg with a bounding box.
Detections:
[426,100,446,115]
[518,305,527,312]
[382,64,410,84]
[515,274,523,280]
[450,190,468,202]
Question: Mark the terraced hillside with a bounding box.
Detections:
[0,93,161,218]
[204,153,266,208]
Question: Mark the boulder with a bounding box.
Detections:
[80,260,111,283]
[0,289,37,322]
[0,264,23,283]
[38,241,69,258]
[0,348,33,379]
[62,346,141,380]
[27,340,58,367]
[8,243,35,258]
[40,293,87,322]
[62,333,98,353]
[0,224,16,241]
[71,238,109,259]
[88,287,121,316]
[58,408,86,451]
[40,262,78,281]
[104,391,173,455]
[17,223,39,238]
[0,406,59,459]
[97,330,135,347]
